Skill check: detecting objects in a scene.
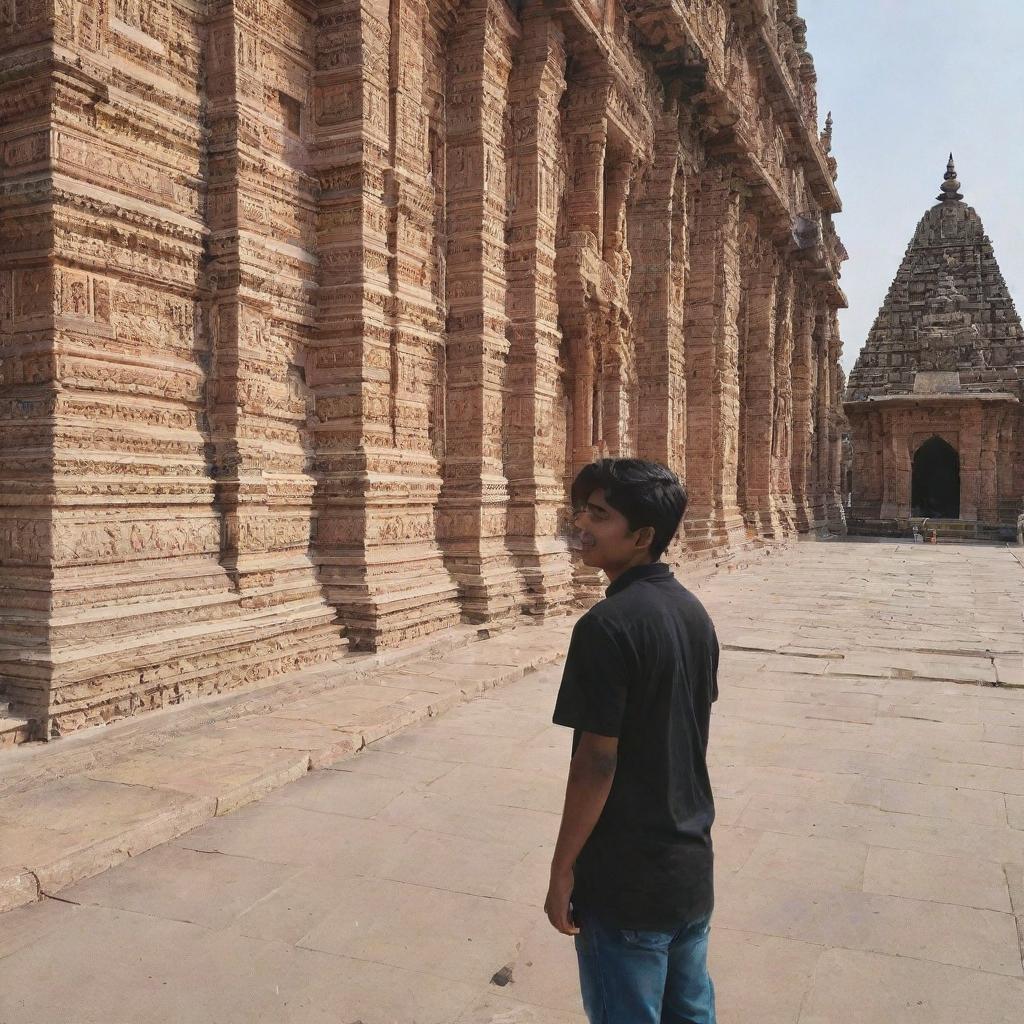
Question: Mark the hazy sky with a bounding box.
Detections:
[800,1,1024,373]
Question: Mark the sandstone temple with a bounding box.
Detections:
[0,1,847,740]
[845,158,1023,540]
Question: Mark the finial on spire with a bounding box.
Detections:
[821,111,833,154]
[938,153,963,202]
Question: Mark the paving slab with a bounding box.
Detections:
[175,802,416,872]
[85,749,311,815]
[738,831,869,892]
[862,846,1013,912]
[710,928,824,1024]
[374,821,539,900]
[454,993,587,1023]
[62,843,303,929]
[879,778,1008,827]
[717,871,1022,977]
[324,748,458,785]
[2,540,1024,1021]
[798,947,1024,1024]
[0,903,480,1024]
[294,875,538,985]
[263,768,409,819]
[0,620,572,911]
[1006,793,1024,830]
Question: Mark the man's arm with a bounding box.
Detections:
[544,731,618,935]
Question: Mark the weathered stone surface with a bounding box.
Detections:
[0,1,846,740]
[0,617,571,912]
[2,542,1024,1020]
[846,157,1024,537]
[0,866,38,915]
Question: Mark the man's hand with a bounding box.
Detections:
[545,732,618,936]
[544,864,578,935]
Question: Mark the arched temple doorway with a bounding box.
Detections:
[911,436,960,518]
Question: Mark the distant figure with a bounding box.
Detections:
[546,458,719,1024]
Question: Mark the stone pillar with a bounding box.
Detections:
[978,411,999,526]
[809,310,826,525]
[816,308,844,528]
[959,405,982,522]
[995,408,1017,525]
[0,4,54,729]
[630,117,687,481]
[311,0,459,649]
[437,0,523,622]
[878,413,899,521]
[739,239,779,537]
[893,415,911,518]
[790,293,816,530]
[848,406,884,522]
[554,62,612,601]
[827,311,846,528]
[770,267,797,535]
[683,165,746,554]
[669,166,691,478]
[504,10,573,615]
[597,144,639,460]
[206,3,340,633]
[1013,411,1024,522]
[556,69,610,478]
[206,3,274,599]
[622,120,688,569]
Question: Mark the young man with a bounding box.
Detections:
[545,458,719,1024]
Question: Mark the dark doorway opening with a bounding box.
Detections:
[911,436,960,518]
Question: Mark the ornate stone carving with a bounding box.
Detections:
[0,0,847,740]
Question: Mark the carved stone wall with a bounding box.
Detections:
[0,0,847,739]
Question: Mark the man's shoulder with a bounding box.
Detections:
[575,593,643,636]
[571,603,617,639]
[573,573,716,639]
[605,573,711,618]
[567,603,636,658]
[670,582,715,625]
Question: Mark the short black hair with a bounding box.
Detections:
[570,458,687,561]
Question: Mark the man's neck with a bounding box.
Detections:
[604,555,657,586]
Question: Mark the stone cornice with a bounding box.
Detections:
[845,392,1020,411]
[749,17,840,213]
[619,0,840,214]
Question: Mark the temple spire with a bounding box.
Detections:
[938,153,963,203]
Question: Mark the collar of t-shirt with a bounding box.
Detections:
[605,560,672,598]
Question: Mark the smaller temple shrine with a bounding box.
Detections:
[845,158,1023,538]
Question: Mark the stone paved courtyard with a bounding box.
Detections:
[2,540,1024,1023]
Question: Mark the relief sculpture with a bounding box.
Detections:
[0,0,848,739]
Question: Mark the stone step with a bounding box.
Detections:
[909,519,1012,544]
[0,618,575,912]
[0,705,33,748]
[852,518,1016,545]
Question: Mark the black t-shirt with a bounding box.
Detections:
[552,561,719,930]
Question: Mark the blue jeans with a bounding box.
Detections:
[573,907,716,1024]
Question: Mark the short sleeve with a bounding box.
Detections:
[552,613,632,738]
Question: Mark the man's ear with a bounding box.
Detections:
[634,525,655,552]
